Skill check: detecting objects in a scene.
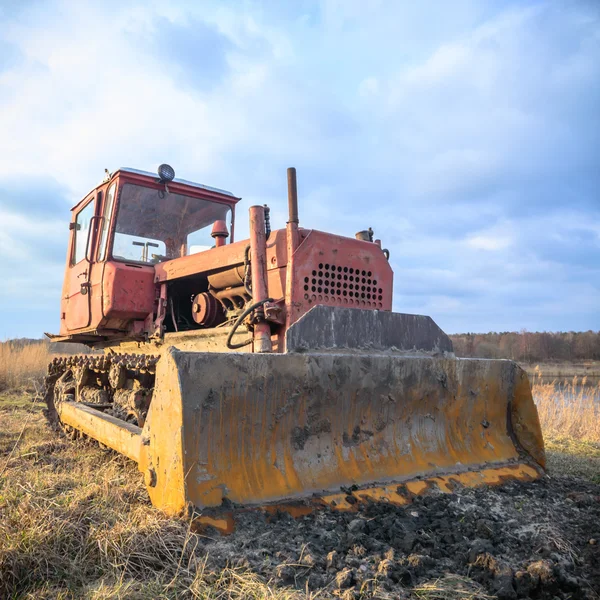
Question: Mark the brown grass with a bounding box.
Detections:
[0,395,310,599]
[413,575,494,600]
[0,343,50,392]
[531,368,600,444]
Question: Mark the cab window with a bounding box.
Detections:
[72,200,95,265]
[111,183,231,264]
[97,184,116,261]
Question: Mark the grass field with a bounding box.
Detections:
[1,343,599,598]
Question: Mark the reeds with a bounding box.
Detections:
[532,367,600,443]
[0,342,50,392]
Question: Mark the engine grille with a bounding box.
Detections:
[302,262,385,309]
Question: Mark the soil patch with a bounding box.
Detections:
[200,476,600,599]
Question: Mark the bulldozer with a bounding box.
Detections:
[44,164,545,529]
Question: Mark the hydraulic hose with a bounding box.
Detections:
[226,298,274,350]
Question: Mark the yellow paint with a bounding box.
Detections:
[317,463,540,510]
[191,462,543,534]
[164,353,545,511]
[64,351,545,518]
[59,401,141,462]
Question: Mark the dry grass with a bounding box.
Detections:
[413,575,494,600]
[0,395,310,599]
[1,358,599,598]
[543,437,600,484]
[0,342,50,392]
[531,368,600,444]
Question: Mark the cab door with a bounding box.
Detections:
[65,195,97,330]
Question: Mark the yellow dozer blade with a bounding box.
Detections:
[133,350,544,518]
[53,309,545,530]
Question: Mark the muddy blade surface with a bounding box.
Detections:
[139,350,545,514]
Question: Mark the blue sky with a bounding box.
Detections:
[0,0,598,338]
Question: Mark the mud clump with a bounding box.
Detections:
[199,476,600,599]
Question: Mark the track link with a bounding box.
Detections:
[43,353,159,433]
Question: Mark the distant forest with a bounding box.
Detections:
[3,332,600,362]
[450,331,600,362]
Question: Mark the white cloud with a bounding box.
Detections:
[0,0,598,336]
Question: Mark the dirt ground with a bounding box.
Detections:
[203,475,600,599]
[1,394,599,599]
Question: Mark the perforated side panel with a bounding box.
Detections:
[301,261,386,309]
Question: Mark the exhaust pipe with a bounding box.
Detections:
[249,205,272,353]
[285,168,300,337]
[287,167,299,225]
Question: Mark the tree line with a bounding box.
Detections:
[4,332,600,363]
[449,331,600,362]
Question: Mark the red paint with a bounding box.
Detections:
[249,205,272,353]
[54,168,394,349]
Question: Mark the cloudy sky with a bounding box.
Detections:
[1,0,598,338]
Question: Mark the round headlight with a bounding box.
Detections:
[157,163,175,182]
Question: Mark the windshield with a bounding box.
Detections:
[111,183,232,264]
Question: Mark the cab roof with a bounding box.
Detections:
[117,168,236,197]
[71,167,238,212]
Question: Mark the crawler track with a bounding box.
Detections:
[43,353,159,433]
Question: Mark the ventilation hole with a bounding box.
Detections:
[343,267,348,273]
[337,281,341,288]
[304,277,309,283]
[325,263,330,269]
[378,302,382,308]
[337,266,342,272]
[304,293,309,299]
[304,285,309,291]
[373,280,377,285]
[361,285,366,291]
[319,263,323,269]
[361,277,366,284]
[336,289,341,295]
[324,296,329,302]
[343,283,347,289]
[361,293,365,298]
[361,270,365,276]
[379,288,383,294]
[311,286,316,292]
[312,270,317,276]
[349,276,354,282]
[349,268,354,274]
[368,271,372,277]
[324,288,329,294]
[367,293,371,299]
[349,291,354,297]
[337,273,342,279]
[343,290,347,296]
[318,287,322,293]
[318,295,323,301]
[378,295,383,301]
[343,274,348,280]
